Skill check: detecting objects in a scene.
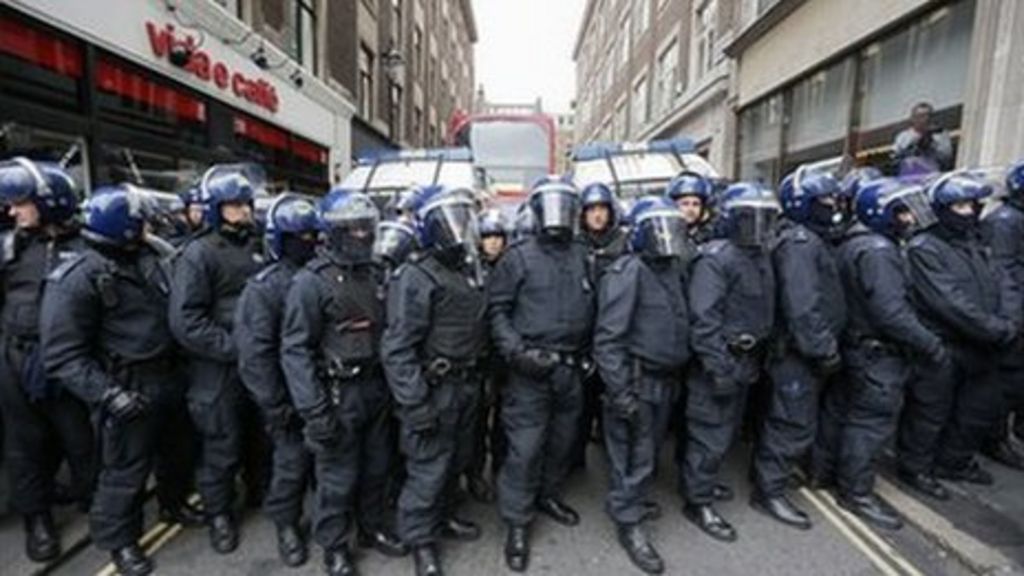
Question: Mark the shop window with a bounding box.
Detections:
[0,9,84,112]
[738,94,783,183]
[857,1,975,132]
[97,145,182,191]
[786,57,855,154]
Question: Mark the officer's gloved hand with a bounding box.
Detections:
[303,405,340,453]
[814,351,842,377]
[264,403,296,438]
[609,392,639,423]
[102,386,150,423]
[709,373,738,398]
[403,401,438,437]
[512,348,557,379]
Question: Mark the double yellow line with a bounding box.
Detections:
[92,495,199,576]
[800,487,924,576]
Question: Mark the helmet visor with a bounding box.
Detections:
[425,198,479,250]
[0,158,49,203]
[886,185,937,234]
[373,221,417,264]
[534,190,580,233]
[638,210,690,259]
[731,206,779,248]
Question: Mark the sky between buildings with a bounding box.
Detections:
[472,0,586,114]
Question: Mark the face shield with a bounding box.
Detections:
[885,185,936,237]
[373,220,418,266]
[636,208,691,261]
[531,188,580,237]
[422,192,480,253]
[322,194,380,261]
[727,196,781,249]
[0,158,50,204]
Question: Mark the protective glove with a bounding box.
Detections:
[264,403,297,438]
[402,401,439,437]
[303,406,340,453]
[608,392,639,423]
[512,348,557,379]
[814,351,842,377]
[102,387,150,423]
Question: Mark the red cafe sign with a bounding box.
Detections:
[145,22,279,113]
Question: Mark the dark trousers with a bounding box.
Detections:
[813,346,907,497]
[469,369,506,479]
[264,419,312,527]
[681,366,749,506]
[90,382,177,550]
[187,361,269,516]
[572,370,605,466]
[497,365,583,526]
[604,375,676,525]
[396,378,478,546]
[312,374,393,551]
[0,343,94,515]
[153,392,197,511]
[753,354,825,497]
[898,347,1002,474]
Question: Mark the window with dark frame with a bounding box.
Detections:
[358,43,375,119]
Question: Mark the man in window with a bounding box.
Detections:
[892,102,954,176]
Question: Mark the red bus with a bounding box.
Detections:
[448,112,557,210]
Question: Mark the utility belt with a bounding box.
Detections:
[727,333,766,356]
[424,356,480,384]
[635,357,683,379]
[318,358,380,385]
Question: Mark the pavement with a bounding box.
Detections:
[0,439,985,576]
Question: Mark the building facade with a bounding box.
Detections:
[1,0,354,194]
[573,0,741,175]
[575,0,1023,184]
[319,0,477,160]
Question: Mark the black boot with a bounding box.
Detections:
[616,523,664,574]
[897,470,950,501]
[467,475,496,503]
[159,501,205,527]
[750,493,812,530]
[324,545,356,576]
[934,461,994,486]
[358,528,408,557]
[276,523,307,567]
[413,544,442,576]
[537,497,580,526]
[439,517,481,541]
[837,493,903,531]
[208,514,239,554]
[110,544,154,576]
[504,525,530,572]
[640,501,662,522]
[24,513,60,562]
[682,503,736,542]
[983,439,1024,471]
[712,483,735,502]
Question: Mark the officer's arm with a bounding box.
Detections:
[775,239,839,360]
[40,272,117,405]
[857,246,943,356]
[235,280,286,410]
[594,261,638,398]
[168,247,236,362]
[487,248,526,358]
[280,274,329,415]
[381,266,433,408]
[982,216,1024,331]
[907,241,1011,343]
[688,255,731,379]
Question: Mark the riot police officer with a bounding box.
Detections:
[665,171,716,245]
[595,196,691,574]
[40,185,182,575]
[0,157,94,562]
[235,194,320,567]
[751,169,848,530]
[464,207,508,504]
[282,188,405,576]
[169,164,266,553]
[812,178,945,530]
[382,185,488,576]
[573,183,627,471]
[488,176,595,572]
[898,173,1020,494]
[681,183,779,543]
[980,160,1024,470]
[373,216,420,275]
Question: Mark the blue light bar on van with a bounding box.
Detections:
[572,137,696,162]
[357,147,473,165]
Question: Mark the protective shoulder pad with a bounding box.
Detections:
[253,262,280,283]
[47,252,88,283]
